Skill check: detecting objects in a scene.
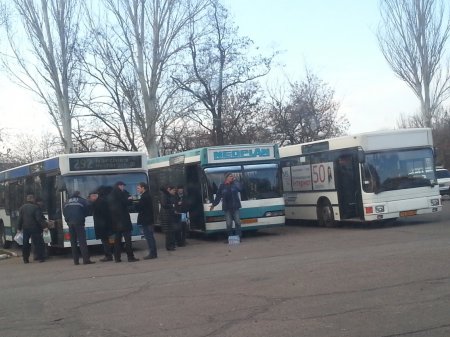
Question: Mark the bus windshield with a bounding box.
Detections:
[362,148,435,193]
[63,172,147,199]
[204,164,281,201]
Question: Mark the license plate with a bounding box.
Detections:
[242,218,257,224]
[400,210,417,217]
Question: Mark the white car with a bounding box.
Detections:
[435,168,450,196]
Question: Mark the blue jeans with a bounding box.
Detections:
[140,225,157,257]
[225,209,241,237]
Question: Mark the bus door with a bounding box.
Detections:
[7,181,23,232]
[336,153,361,219]
[185,165,205,231]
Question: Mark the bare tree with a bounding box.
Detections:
[77,20,142,151]
[377,0,450,127]
[268,71,348,146]
[173,0,276,145]
[98,0,207,158]
[2,131,63,164]
[1,0,85,153]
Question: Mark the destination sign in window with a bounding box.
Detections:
[69,156,142,171]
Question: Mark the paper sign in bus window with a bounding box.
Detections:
[312,162,335,190]
[291,165,312,191]
[282,167,293,192]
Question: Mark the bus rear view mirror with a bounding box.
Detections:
[56,176,66,192]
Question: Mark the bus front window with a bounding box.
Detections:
[363,148,435,193]
[243,164,281,199]
[204,166,242,203]
[63,172,148,199]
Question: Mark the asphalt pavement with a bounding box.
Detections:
[1,206,450,337]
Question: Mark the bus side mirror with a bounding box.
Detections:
[56,176,66,192]
[358,149,365,163]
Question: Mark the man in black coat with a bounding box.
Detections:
[107,181,139,262]
[17,194,47,263]
[136,182,157,259]
[89,186,113,262]
[159,185,177,251]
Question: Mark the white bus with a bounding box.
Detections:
[148,144,285,234]
[0,152,147,249]
[279,128,442,226]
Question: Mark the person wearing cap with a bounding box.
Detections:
[107,181,139,262]
[209,173,243,239]
[63,191,95,265]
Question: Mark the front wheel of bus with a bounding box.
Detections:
[317,201,335,227]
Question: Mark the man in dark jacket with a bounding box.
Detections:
[136,182,157,259]
[159,185,177,251]
[89,186,113,262]
[210,172,243,239]
[63,191,95,265]
[17,194,47,263]
[107,181,139,262]
[174,185,188,247]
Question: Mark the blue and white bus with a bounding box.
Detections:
[0,152,147,249]
[147,144,285,234]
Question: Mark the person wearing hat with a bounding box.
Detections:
[107,181,139,262]
[209,172,243,240]
[63,191,95,265]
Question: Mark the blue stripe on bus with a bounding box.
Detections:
[44,157,59,171]
[208,205,284,218]
[204,223,284,234]
[64,223,143,241]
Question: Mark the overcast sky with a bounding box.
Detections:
[0,0,426,138]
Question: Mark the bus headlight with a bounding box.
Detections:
[430,198,440,206]
[264,210,285,217]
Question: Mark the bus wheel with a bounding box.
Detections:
[317,201,335,227]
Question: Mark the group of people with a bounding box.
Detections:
[17,172,243,265]
[64,181,153,265]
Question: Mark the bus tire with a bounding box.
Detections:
[317,200,335,227]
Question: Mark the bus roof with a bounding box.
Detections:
[279,128,433,158]
[0,152,147,182]
[148,144,279,169]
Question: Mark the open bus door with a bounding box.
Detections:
[185,165,205,231]
[336,153,362,220]
[4,181,22,244]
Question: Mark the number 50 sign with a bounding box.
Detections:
[312,162,335,190]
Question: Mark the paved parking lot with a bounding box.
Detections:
[1,206,450,337]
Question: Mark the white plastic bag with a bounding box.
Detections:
[14,231,23,245]
[43,230,51,244]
